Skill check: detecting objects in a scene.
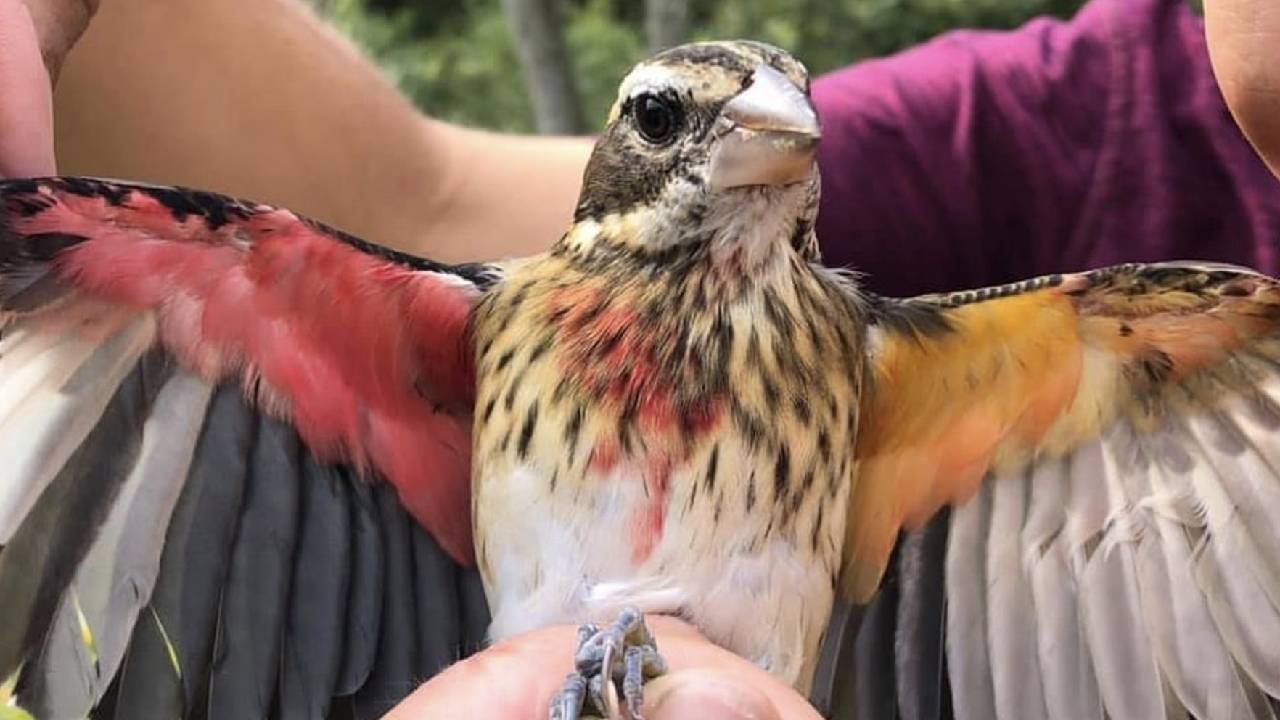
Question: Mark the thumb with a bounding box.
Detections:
[0,0,54,176]
[644,669,782,720]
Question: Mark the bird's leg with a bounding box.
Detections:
[622,644,666,718]
[547,606,668,720]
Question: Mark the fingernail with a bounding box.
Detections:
[649,675,780,720]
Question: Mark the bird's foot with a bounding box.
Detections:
[549,606,668,720]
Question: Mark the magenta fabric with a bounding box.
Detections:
[810,0,1280,297]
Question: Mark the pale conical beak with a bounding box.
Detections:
[709,64,821,190]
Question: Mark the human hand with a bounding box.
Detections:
[0,0,97,177]
[1204,0,1280,178]
[384,616,823,719]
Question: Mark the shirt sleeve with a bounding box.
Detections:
[811,0,1280,297]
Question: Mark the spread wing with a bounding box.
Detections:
[0,177,501,719]
[840,262,1280,719]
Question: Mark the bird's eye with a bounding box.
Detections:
[633,94,679,144]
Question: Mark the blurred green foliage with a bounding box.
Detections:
[315,0,1091,133]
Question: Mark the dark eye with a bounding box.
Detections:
[633,94,679,144]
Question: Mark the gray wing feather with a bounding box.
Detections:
[948,371,1280,719]
[20,371,212,718]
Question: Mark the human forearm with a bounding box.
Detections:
[1205,0,1280,179]
[416,125,593,260]
[52,0,590,261]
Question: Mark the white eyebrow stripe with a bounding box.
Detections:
[618,64,684,99]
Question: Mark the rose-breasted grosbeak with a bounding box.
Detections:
[2,40,1280,720]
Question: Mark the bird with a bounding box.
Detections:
[1,37,1280,720]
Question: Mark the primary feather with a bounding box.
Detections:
[0,174,496,718]
[19,370,212,719]
[864,263,1280,718]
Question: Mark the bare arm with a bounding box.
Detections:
[52,0,592,261]
[1204,0,1280,179]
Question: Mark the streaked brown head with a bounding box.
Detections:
[570,41,821,261]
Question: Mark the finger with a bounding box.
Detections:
[0,0,55,177]
[382,624,577,719]
[21,0,98,81]
[383,617,824,720]
[645,669,781,720]
[638,617,823,720]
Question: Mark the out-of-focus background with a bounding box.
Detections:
[308,0,1100,135]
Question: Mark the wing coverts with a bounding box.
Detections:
[0,178,494,719]
[853,263,1280,719]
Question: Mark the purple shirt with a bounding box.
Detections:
[811,0,1280,297]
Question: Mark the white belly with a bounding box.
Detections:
[474,446,843,688]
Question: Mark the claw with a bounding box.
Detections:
[623,646,645,718]
[547,606,668,720]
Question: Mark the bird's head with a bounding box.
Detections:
[567,41,822,267]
